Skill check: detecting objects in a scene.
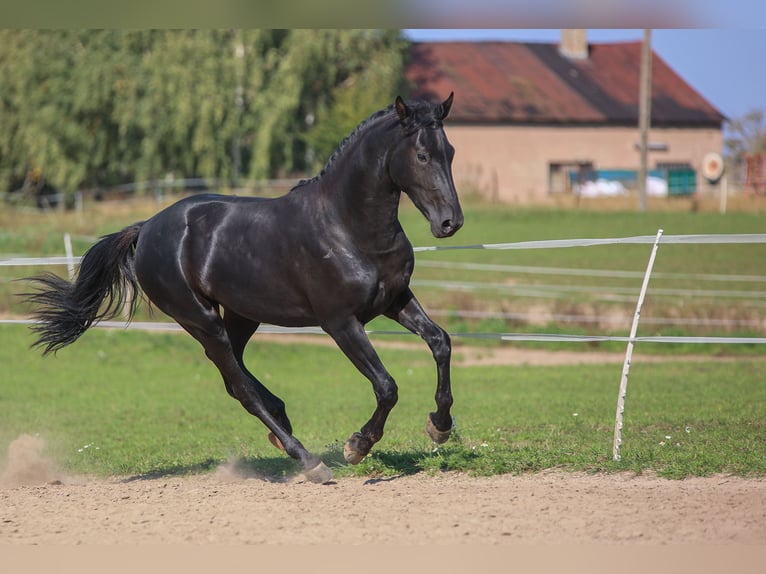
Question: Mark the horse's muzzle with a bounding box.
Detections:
[436,212,463,238]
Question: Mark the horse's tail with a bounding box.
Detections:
[24,222,145,355]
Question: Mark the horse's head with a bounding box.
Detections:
[389,93,463,239]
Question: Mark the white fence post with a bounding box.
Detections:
[612,229,664,461]
[719,174,728,215]
[63,233,75,281]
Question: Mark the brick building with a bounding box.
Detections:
[405,31,725,202]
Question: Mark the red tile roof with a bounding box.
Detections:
[405,41,725,127]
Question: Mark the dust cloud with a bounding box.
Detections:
[0,434,60,487]
[213,457,298,483]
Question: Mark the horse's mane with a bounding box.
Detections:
[292,105,395,190]
[292,98,442,190]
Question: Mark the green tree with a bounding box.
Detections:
[241,29,408,179]
[0,30,409,203]
[725,109,766,160]
[301,30,409,173]
[724,109,766,190]
[0,30,126,197]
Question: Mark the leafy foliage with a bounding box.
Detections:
[725,109,766,161]
[0,30,408,198]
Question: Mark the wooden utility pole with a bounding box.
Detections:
[638,29,652,212]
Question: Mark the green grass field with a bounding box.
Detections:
[1,324,764,480]
[1,196,764,480]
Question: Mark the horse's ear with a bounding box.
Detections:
[440,92,454,120]
[395,96,409,122]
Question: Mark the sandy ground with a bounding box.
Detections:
[1,470,765,545]
[2,346,765,547]
[1,435,765,546]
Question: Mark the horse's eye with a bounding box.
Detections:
[417,152,429,164]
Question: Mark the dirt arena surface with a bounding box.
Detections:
[1,463,765,545]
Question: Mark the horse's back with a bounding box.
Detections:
[133,194,262,292]
[138,193,274,246]
[133,192,321,325]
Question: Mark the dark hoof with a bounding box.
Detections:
[302,461,333,484]
[343,432,370,465]
[268,432,285,451]
[426,415,452,444]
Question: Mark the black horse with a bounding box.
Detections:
[24,93,463,483]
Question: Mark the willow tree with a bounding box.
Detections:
[0,29,408,199]
[0,30,132,195]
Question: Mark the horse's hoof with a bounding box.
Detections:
[343,433,369,465]
[343,443,365,465]
[302,461,333,484]
[268,432,285,450]
[426,415,452,444]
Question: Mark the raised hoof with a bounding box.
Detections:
[302,461,333,484]
[343,433,369,465]
[426,415,452,444]
[268,432,285,451]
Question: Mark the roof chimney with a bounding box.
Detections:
[559,29,588,59]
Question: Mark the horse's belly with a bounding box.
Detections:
[213,278,319,327]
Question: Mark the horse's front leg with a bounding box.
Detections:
[385,289,454,444]
[324,317,398,464]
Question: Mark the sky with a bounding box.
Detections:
[404,29,766,123]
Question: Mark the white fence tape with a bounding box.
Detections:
[412,278,765,300]
[4,233,766,268]
[413,233,766,252]
[0,256,79,266]
[4,318,765,345]
[426,308,764,328]
[2,232,764,344]
[416,260,766,283]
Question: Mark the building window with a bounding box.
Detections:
[657,161,696,196]
[548,162,593,194]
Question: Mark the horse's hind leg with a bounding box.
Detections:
[385,289,454,444]
[163,298,330,483]
[223,309,294,447]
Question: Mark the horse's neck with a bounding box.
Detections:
[320,128,404,250]
[322,173,402,250]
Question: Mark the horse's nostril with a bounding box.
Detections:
[442,219,453,230]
